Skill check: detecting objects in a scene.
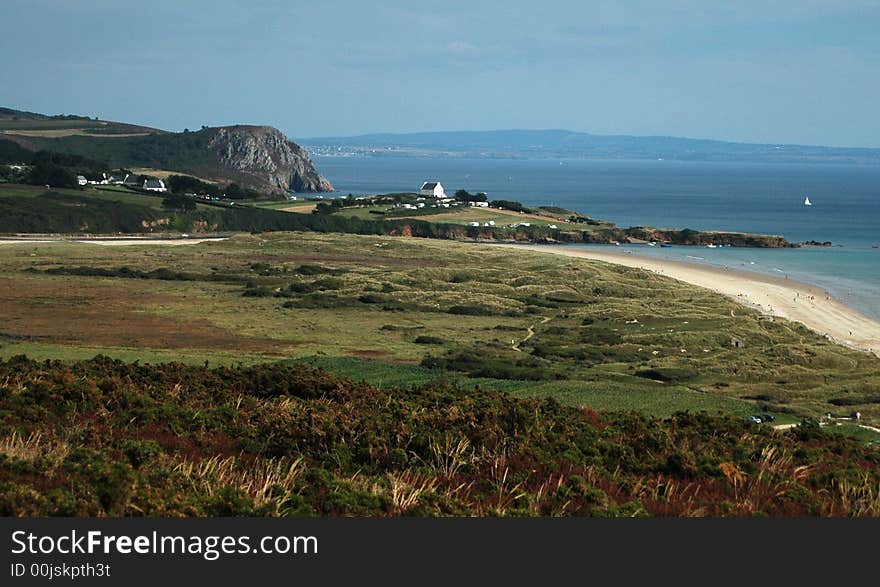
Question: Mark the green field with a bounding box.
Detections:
[335,205,563,227]
[1,231,878,424]
[250,199,317,210]
[0,183,163,206]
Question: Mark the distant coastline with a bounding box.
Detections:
[304,129,880,165]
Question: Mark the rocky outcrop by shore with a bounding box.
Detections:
[206,126,333,195]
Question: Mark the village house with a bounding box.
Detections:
[143,178,167,192]
[76,175,88,186]
[419,181,445,198]
[122,174,142,188]
[87,173,110,185]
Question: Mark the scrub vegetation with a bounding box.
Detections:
[1,357,878,517]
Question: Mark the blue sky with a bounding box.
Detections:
[2,0,879,146]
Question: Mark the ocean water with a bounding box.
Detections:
[313,156,880,319]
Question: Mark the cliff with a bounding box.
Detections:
[206,125,334,194]
[1,108,334,195]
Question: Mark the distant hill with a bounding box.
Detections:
[1,108,332,194]
[0,107,165,137]
[304,129,880,165]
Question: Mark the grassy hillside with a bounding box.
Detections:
[0,185,168,233]
[1,232,878,424]
[1,356,878,517]
[1,107,332,194]
[0,108,163,138]
[10,131,217,173]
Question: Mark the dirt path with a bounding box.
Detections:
[772,420,880,434]
[512,316,553,352]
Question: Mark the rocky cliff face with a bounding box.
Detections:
[207,126,333,195]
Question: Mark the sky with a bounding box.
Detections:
[2,0,879,147]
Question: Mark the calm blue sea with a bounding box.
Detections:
[314,156,880,320]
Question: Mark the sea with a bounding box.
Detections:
[313,156,880,320]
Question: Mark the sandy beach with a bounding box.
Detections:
[501,244,880,357]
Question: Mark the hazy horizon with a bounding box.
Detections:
[2,1,879,148]
[297,128,880,150]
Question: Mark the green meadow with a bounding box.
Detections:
[1,231,878,425]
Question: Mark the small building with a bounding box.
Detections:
[419,181,445,198]
[142,178,167,192]
[730,336,745,349]
[123,174,142,188]
[108,173,127,185]
[76,175,88,186]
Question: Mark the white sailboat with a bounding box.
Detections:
[804,196,812,206]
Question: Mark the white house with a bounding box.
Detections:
[419,181,445,198]
[76,175,88,186]
[143,178,167,192]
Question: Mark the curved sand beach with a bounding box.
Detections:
[501,244,880,357]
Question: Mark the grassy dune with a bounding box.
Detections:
[1,232,878,424]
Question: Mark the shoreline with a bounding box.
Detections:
[497,243,880,357]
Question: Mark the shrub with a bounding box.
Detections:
[634,368,698,383]
[295,264,345,276]
[448,305,496,316]
[358,294,386,304]
[121,439,162,469]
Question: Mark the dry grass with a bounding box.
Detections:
[832,476,880,517]
[173,455,304,515]
[279,204,317,214]
[387,470,438,514]
[427,434,473,479]
[0,431,70,471]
